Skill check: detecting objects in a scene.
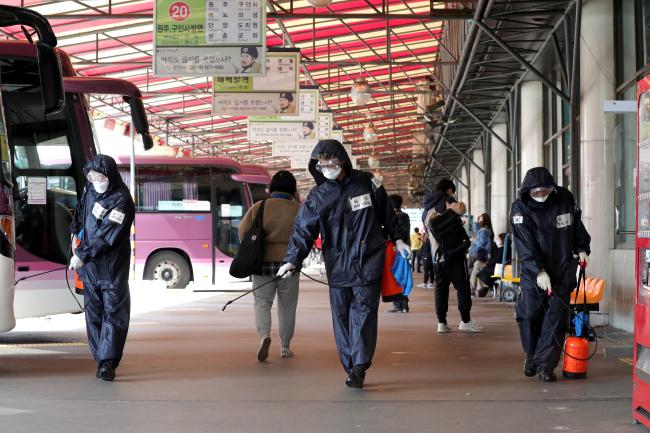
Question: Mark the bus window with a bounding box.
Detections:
[3,60,72,171]
[248,183,269,203]
[213,170,246,257]
[14,176,77,264]
[131,166,211,212]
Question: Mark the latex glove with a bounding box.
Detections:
[276,262,296,279]
[578,251,588,268]
[71,235,79,254]
[395,239,411,259]
[536,271,552,296]
[69,255,84,271]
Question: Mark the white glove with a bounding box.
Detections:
[536,271,552,296]
[276,262,296,279]
[69,255,84,271]
[578,252,588,267]
[395,239,411,259]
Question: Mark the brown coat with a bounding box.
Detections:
[238,197,300,262]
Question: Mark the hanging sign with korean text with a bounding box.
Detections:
[249,88,318,122]
[154,0,266,77]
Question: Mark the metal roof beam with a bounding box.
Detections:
[438,132,485,173]
[430,155,468,188]
[267,11,474,21]
[474,19,569,103]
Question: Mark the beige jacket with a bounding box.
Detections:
[238,197,300,262]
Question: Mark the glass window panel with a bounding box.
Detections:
[135,166,211,212]
[14,175,77,264]
[213,171,247,257]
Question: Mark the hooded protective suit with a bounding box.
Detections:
[510,167,591,370]
[69,154,135,368]
[284,139,403,372]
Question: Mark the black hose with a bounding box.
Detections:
[221,270,329,311]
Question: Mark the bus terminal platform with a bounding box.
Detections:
[0,276,640,433]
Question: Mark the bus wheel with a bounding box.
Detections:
[145,251,191,289]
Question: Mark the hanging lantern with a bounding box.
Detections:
[367,152,381,169]
[307,0,333,7]
[351,76,371,106]
[363,123,378,143]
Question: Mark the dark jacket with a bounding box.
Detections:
[69,155,135,286]
[395,210,411,246]
[422,191,450,225]
[284,140,403,287]
[509,167,590,291]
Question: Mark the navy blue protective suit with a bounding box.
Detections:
[69,155,135,369]
[510,167,591,370]
[284,140,404,373]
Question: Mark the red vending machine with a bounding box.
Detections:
[634,74,650,427]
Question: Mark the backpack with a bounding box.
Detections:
[428,208,471,261]
[229,200,266,278]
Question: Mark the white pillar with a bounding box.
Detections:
[579,0,631,329]
[520,81,544,175]
[491,124,509,234]
[470,148,486,216]
[458,164,469,205]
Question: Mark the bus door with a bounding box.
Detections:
[211,168,247,284]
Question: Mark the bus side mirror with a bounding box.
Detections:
[36,42,65,116]
[124,96,153,150]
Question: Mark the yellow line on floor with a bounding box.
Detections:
[0,342,85,348]
[619,358,633,366]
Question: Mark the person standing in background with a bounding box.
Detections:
[410,227,423,273]
[388,194,411,313]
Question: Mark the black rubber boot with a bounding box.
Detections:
[538,367,557,382]
[99,361,116,381]
[345,367,366,389]
[524,354,536,377]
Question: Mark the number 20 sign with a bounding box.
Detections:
[169,1,190,21]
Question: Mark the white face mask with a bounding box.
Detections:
[93,181,109,194]
[322,167,342,180]
[531,194,549,203]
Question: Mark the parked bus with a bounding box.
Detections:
[0,5,153,332]
[114,157,272,289]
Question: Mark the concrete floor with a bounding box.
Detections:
[0,276,643,433]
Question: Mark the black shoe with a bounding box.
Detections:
[96,367,101,378]
[257,336,271,362]
[538,367,557,382]
[99,362,116,381]
[345,368,366,389]
[524,354,536,377]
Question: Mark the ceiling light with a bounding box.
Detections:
[307,0,333,7]
[367,152,381,169]
[351,76,371,106]
[363,123,378,143]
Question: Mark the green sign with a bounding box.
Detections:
[155,0,206,46]
[213,76,254,92]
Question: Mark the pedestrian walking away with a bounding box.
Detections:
[238,170,301,361]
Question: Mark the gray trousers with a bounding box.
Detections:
[253,273,300,348]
